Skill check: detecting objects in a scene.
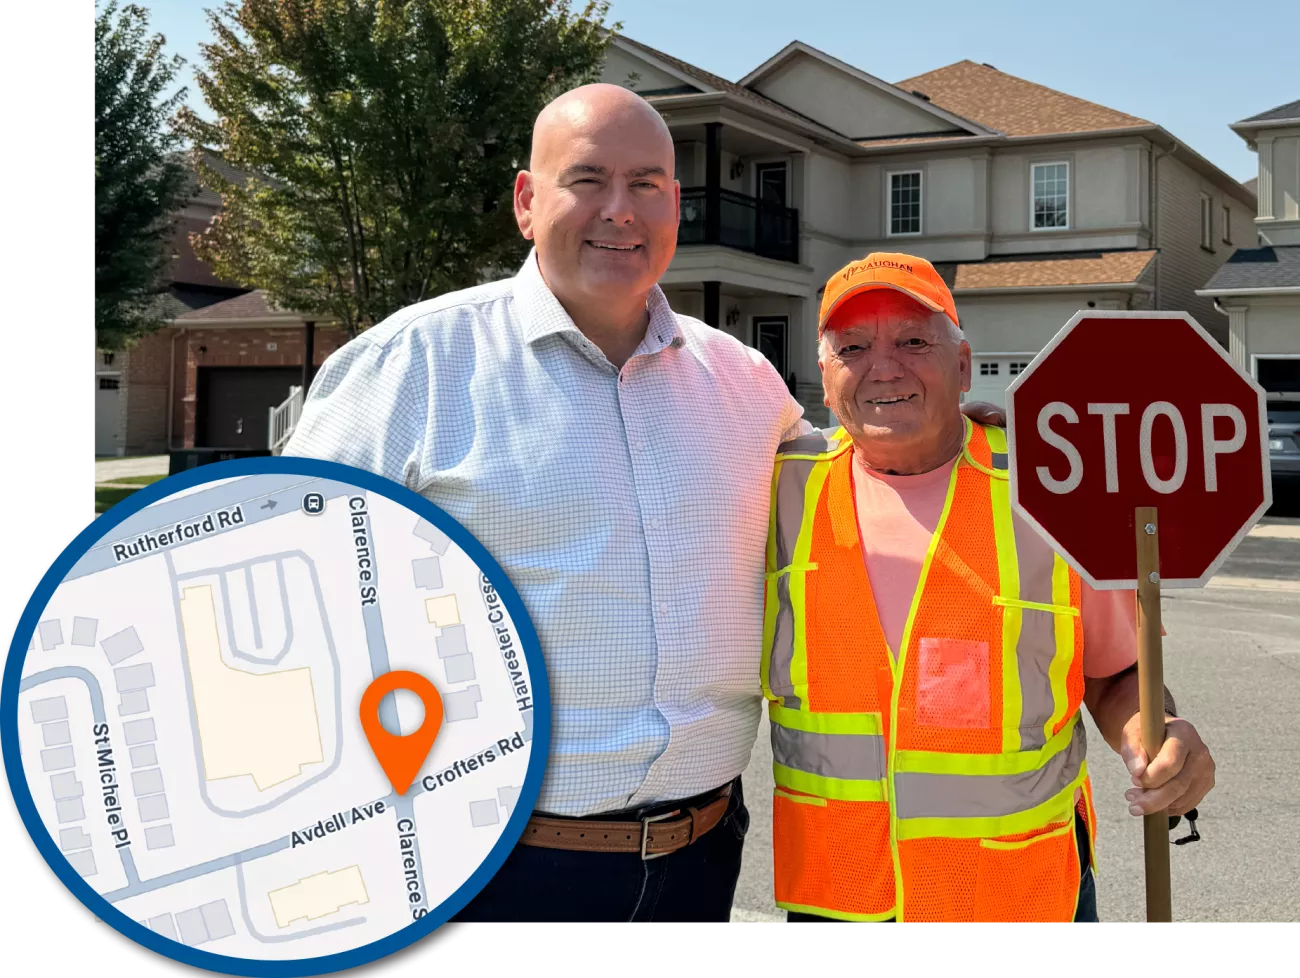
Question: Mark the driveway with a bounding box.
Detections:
[95,455,170,482]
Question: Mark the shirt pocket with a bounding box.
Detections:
[916,637,991,729]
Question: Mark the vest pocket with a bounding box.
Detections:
[773,789,831,910]
[774,793,894,918]
[916,637,991,729]
[973,820,1079,922]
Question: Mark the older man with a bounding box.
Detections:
[761,252,1216,922]
[285,83,805,921]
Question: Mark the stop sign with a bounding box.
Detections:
[1006,311,1270,589]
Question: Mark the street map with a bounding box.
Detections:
[9,468,542,965]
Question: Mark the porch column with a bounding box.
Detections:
[703,281,720,327]
[301,320,316,392]
[1224,304,1249,368]
[705,122,721,245]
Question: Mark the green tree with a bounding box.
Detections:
[96,1,189,350]
[182,0,614,337]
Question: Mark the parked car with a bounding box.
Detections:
[1267,403,1300,478]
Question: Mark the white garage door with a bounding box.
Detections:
[965,355,1034,408]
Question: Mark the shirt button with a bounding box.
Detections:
[658,603,669,616]
[648,517,660,529]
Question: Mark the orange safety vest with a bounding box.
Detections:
[760,420,1098,922]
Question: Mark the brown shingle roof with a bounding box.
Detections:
[896,60,1152,138]
[946,251,1156,291]
[175,289,303,322]
[855,133,989,149]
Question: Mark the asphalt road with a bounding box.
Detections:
[730,506,1300,923]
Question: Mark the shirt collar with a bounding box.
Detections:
[513,249,684,355]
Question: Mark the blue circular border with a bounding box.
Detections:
[1,457,551,976]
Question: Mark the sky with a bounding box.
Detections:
[136,0,1299,183]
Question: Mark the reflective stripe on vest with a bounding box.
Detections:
[762,420,1092,921]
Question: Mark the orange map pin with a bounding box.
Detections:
[360,671,444,795]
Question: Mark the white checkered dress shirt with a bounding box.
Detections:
[285,251,806,816]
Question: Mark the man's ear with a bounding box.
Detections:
[514,170,535,240]
[958,339,972,394]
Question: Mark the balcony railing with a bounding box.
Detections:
[679,187,799,264]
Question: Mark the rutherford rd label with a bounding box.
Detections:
[110,506,246,562]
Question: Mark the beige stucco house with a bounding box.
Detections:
[601,36,1256,419]
[1196,100,1300,400]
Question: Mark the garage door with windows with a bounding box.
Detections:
[965,355,1033,408]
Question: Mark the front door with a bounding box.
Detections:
[195,367,302,449]
[753,316,789,383]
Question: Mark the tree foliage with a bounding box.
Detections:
[96,1,189,350]
[181,0,615,336]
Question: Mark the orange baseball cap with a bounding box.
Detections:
[818,252,959,334]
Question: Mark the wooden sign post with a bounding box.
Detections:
[1135,506,1171,922]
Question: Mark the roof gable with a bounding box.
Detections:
[740,41,990,140]
[897,60,1152,138]
[602,38,706,96]
[608,35,845,138]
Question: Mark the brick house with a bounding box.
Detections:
[95,155,346,457]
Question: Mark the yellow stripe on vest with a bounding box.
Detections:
[774,763,888,803]
[769,704,883,736]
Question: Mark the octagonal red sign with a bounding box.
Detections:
[1006,311,1271,589]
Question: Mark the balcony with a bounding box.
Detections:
[679,187,799,264]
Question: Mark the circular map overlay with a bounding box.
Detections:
[3,458,548,975]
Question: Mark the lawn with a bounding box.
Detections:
[95,473,167,514]
[107,474,170,486]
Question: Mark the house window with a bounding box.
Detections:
[1222,204,1232,244]
[1200,194,1213,249]
[1031,162,1069,229]
[101,352,115,366]
[1009,361,1030,375]
[979,362,999,376]
[98,376,121,390]
[888,171,922,235]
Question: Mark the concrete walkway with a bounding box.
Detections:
[95,456,169,481]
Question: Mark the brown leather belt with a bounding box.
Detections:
[519,784,732,860]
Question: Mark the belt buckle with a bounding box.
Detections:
[640,808,680,861]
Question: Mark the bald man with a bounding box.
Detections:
[285,84,989,921]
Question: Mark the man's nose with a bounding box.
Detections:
[864,350,905,382]
[599,182,635,225]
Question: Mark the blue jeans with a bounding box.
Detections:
[452,778,750,922]
[789,813,1098,922]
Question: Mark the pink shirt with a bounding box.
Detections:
[851,453,1139,679]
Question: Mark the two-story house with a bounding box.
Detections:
[601,37,1255,421]
[96,153,346,458]
[1198,98,1300,478]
